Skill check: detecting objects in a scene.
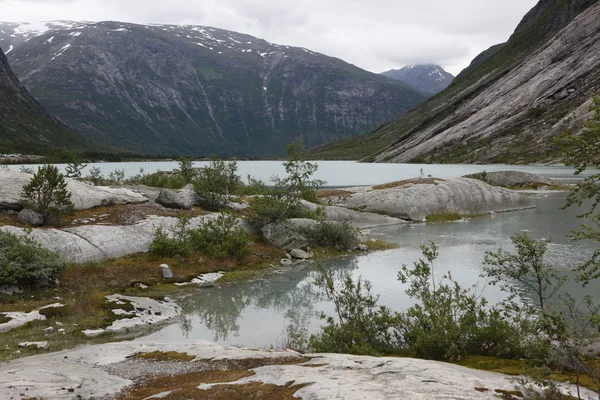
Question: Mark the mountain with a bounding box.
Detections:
[0,45,91,155]
[311,0,600,164]
[381,65,454,96]
[0,21,426,158]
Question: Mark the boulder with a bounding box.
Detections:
[463,171,561,189]
[262,222,308,250]
[300,200,407,228]
[280,258,293,267]
[338,178,535,221]
[156,184,198,210]
[290,248,310,259]
[0,169,148,211]
[17,209,43,227]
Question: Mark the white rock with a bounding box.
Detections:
[83,329,105,337]
[44,327,54,334]
[18,341,49,350]
[300,200,407,229]
[280,258,293,267]
[290,248,310,259]
[0,169,148,211]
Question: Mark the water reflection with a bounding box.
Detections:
[139,193,599,348]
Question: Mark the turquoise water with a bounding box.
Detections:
[138,193,599,348]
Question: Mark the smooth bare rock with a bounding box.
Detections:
[339,178,535,221]
[370,3,600,163]
[0,303,63,333]
[0,214,220,263]
[102,294,182,333]
[463,171,561,188]
[300,200,408,228]
[0,340,593,400]
[0,169,148,211]
[17,209,43,226]
[285,218,319,230]
[262,221,309,250]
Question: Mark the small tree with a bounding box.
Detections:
[21,164,74,223]
[193,159,240,211]
[174,156,196,184]
[62,149,87,179]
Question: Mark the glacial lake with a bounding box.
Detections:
[7,160,597,186]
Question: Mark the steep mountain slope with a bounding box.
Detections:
[381,65,454,96]
[0,21,426,157]
[312,0,600,163]
[0,45,91,155]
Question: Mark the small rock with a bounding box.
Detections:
[19,341,49,350]
[0,285,23,295]
[355,244,369,252]
[290,248,310,259]
[285,253,292,260]
[17,209,44,227]
[82,329,105,337]
[280,258,293,267]
[162,268,173,279]
[55,322,64,327]
[136,283,149,290]
[44,327,54,334]
[159,264,170,269]
[58,328,65,333]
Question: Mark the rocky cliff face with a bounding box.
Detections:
[1,21,425,157]
[311,0,600,164]
[0,45,89,154]
[381,64,454,96]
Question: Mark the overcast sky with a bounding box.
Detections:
[1,0,539,75]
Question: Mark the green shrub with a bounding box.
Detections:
[192,213,251,260]
[20,164,74,222]
[173,156,197,184]
[300,220,358,249]
[309,264,401,355]
[237,175,269,196]
[127,170,187,189]
[193,160,241,211]
[149,216,194,257]
[86,167,106,186]
[245,195,291,228]
[0,230,67,286]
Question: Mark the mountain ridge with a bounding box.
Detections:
[1,21,426,157]
[381,64,454,96]
[311,0,600,164]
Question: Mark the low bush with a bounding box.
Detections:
[300,220,358,249]
[149,216,194,257]
[193,160,241,211]
[246,195,325,229]
[192,213,252,260]
[0,230,67,286]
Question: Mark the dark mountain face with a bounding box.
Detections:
[0,45,89,155]
[380,65,454,96]
[312,0,600,164]
[0,21,426,157]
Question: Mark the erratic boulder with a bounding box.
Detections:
[156,184,196,210]
[17,209,43,227]
[338,178,535,221]
[261,222,309,250]
[0,170,148,211]
[463,171,561,189]
[290,248,310,259]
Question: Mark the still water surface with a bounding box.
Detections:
[139,193,598,348]
[7,160,596,185]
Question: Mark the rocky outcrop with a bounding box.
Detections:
[300,200,407,228]
[338,178,535,221]
[463,171,561,188]
[0,340,592,400]
[0,170,148,211]
[17,209,43,226]
[0,214,221,262]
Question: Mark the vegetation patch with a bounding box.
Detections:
[372,177,442,190]
[362,240,397,251]
[132,351,196,362]
[425,213,483,222]
[315,189,353,198]
[0,313,12,324]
